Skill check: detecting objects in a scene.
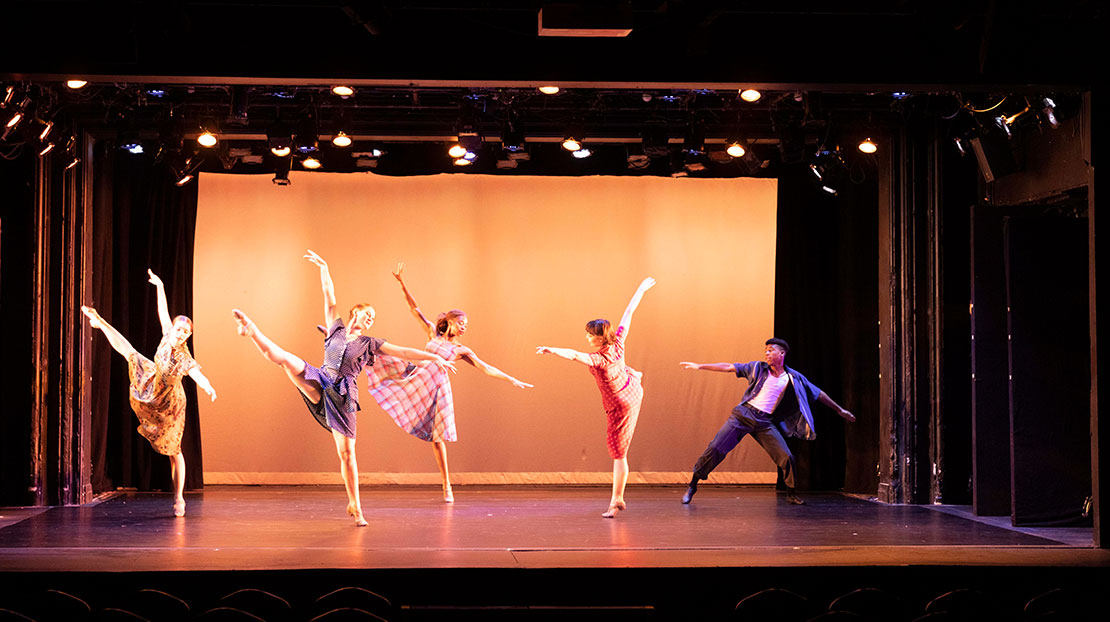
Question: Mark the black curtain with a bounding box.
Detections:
[773,164,881,493]
[89,144,203,493]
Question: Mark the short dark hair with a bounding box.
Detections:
[586,318,616,345]
[765,337,789,352]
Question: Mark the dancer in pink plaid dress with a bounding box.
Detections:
[367,263,533,503]
[232,251,455,527]
[536,276,655,518]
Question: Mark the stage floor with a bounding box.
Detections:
[1,485,1105,573]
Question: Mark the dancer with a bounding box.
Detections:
[536,277,655,518]
[679,338,855,506]
[81,269,217,518]
[232,250,456,527]
[364,263,533,503]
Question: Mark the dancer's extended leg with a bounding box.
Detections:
[81,306,137,359]
[432,441,453,503]
[603,457,629,518]
[232,309,321,403]
[333,430,367,526]
[169,453,186,517]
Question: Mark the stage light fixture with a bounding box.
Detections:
[38,119,54,141]
[1,86,13,107]
[5,109,23,129]
[538,86,560,95]
[641,127,670,158]
[562,136,581,151]
[954,136,967,156]
[268,120,293,157]
[332,85,355,97]
[295,116,319,154]
[117,127,145,155]
[739,89,762,102]
[1042,96,1059,128]
[858,137,877,154]
[501,119,525,153]
[572,148,592,159]
[453,156,472,166]
[39,142,55,156]
[332,131,352,147]
[463,150,477,161]
[683,152,706,172]
[301,156,322,170]
[65,157,80,170]
[994,115,1012,139]
[821,185,838,196]
[272,157,292,185]
[66,79,88,90]
[726,141,746,158]
[892,92,909,100]
[197,129,218,147]
[626,144,650,170]
[448,143,467,158]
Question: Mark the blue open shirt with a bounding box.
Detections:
[733,361,822,440]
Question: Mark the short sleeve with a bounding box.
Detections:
[367,336,385,355]
[798,372,822,402]
[733,362,755,379]
[327,317,346,339]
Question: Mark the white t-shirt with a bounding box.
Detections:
[748,371,792,413]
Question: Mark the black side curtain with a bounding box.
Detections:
[773,164,881,493]
[89,144,203,493]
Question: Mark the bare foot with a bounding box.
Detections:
[80,305,102,329]
[231,309,254,337]
[443,487,454,504]
[601,500,626,519]
[173,498,186,518]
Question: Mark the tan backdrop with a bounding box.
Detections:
[194,172,778,484]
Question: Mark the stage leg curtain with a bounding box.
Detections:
[89,144,203,493]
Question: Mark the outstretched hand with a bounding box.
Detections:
[679,361,699,370]
[304,249,327,269]
[147,269,164,289]
[840,408,856,423]
[638,276,657,292]
[511,378,535,389]
[392,262,405,282]
[535,346,553,355]
[436,358,458,374]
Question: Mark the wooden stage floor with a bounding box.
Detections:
[2,485,1105,573]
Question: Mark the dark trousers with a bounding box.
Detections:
[691,403,797,488]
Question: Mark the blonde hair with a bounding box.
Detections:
[348,303,375,321]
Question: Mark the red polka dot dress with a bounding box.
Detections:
[587,326,643,459]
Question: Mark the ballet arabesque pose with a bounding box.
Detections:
[81,269,217,518]
[536,276,655,518]
[232,250,456,527]
[364,263,533,503]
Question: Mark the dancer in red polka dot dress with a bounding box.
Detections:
[536,276,655,518]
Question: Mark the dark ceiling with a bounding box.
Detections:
[1,1,1100,180]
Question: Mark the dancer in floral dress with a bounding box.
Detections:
[81,269,217,518]
[232,251,455,526]
[366,262,532,503]
[536,277,655,518]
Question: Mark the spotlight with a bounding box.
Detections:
[954,136,967,156]
[332,131,352,147]
[119,131,144,155]
[2,86,13,107]
[197,129,218,147]
[501,119,525,153]
[538,86,560,95]
[821,185,838,196]
[572,148,591,159]
[176,173,194,187]
[268,121,293,157]
[994,115,1012,139]
[561,136,581,151]
[272,157,292,185]
[739,89,762,103]
[1042,96,1059,129]
[65,157,80,170]
[448,143,468,158]
[451,131,481,160]
[295,116,319,154]
[892,92,909,100]
[66,79,88,90]
[332,85,355,97]
[463,151,477,161]
[145,86,167,98]
[726,141,746,158]
[858,137,878,154]
[38,119,54,141]
[5,109,23,129]
[39,142,55,156]
[453,157,473,167]
[301,156,322,170]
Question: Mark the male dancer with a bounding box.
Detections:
[679,338,854,505]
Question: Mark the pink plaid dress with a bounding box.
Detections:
[587,326,643,459]
[366,338,458,442]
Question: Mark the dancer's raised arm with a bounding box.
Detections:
[148,269,173,334]
[392,262,435,340]
[304,250,339,327]
[379,341,458,374]
[459,347,533,388]
[535,346,591,365]
[618,277,656,334]
[188,367,218,401]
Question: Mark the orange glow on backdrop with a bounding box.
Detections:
[195,172,778,483]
